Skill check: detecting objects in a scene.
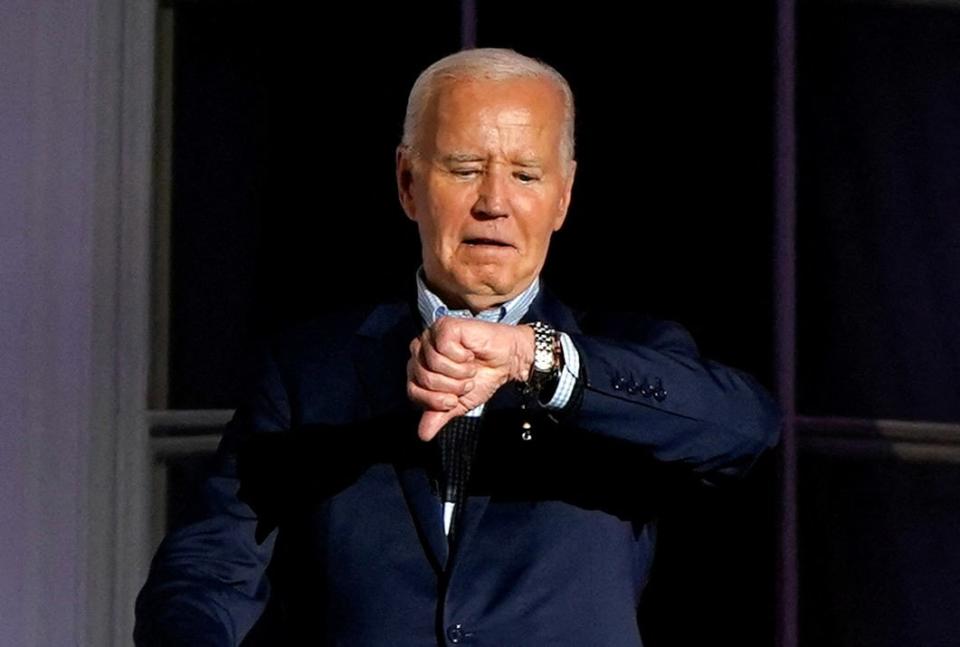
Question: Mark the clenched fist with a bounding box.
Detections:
[407,318,535,441]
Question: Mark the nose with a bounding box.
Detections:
[471,166,509,220]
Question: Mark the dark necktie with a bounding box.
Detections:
[437,415,481,545]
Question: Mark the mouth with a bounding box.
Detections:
[463,237,514,248]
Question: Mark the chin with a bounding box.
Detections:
[460,271,515,297]
[437,264,532,304]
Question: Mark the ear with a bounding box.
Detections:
[396,146,418,222]
[552,159,577,232]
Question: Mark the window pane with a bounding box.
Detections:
[799,451,960,647]
[797,2,960,422]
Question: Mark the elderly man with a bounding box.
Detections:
[136,48,780,646]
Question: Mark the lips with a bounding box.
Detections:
[463,237,513,248]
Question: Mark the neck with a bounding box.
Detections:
[427,283,510,315]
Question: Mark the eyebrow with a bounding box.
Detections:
[440,153,544,167]
[440,153,485,164]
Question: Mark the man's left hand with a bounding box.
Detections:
[407,318,535,441]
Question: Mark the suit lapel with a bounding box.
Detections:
[395,463,449,572]
[352,300,449,572]
[352,301,419,420]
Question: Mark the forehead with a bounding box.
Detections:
[425,77,565,157]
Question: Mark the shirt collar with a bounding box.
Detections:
[415,267,540,327]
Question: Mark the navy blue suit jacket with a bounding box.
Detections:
[135,287,780,646]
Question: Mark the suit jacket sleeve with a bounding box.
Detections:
[564,313,781,484]
[134,347,290,647]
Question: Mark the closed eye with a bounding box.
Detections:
[515,171,541,183]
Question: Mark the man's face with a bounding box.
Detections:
[397,77,575,311]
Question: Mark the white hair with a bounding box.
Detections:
[400,48,576,167]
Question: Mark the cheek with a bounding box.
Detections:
[519,201,561,248]
[428,197,470,240]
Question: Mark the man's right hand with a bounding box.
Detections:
[406,317,535,441]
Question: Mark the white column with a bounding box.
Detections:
[0,1,155,645]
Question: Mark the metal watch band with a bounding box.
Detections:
[526,322,559,392]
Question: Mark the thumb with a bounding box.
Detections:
[418,409,456,442]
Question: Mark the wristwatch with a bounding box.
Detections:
[525,321,561,394]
